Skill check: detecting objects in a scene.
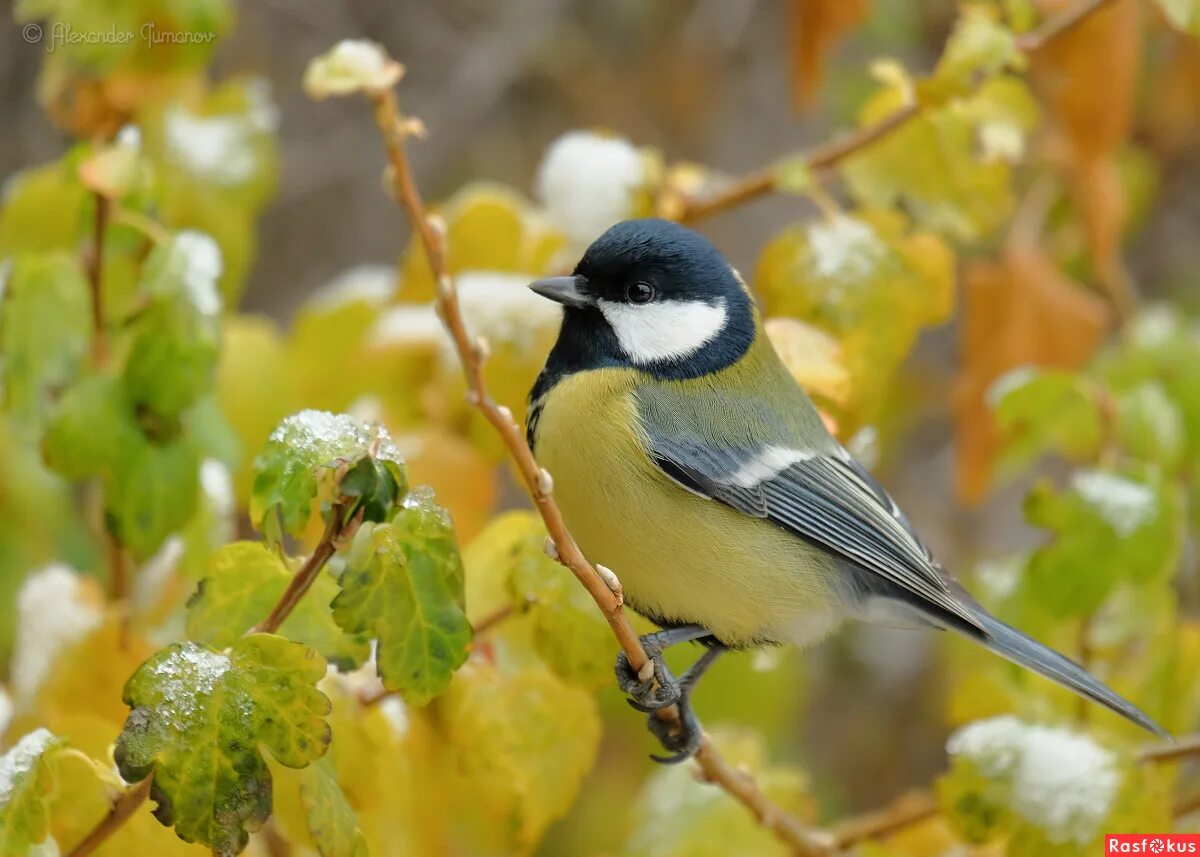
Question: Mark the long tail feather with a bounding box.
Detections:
[958,608,1169,739]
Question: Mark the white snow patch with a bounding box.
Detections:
[171,231,224,316]
[367,304,442,349]
[947,715,1120,844]
[1071,469,1157,537]
[13,567,102,702]
[807,215,886,282]
[0,728,58,804]
[115,124,142,151]
[0,689,12,737]
[985,365,1039,409]
[200,459,235,521]
[307,265,396,312]
[164,79,276,185]
[535,130,645,247]
[152,646,231,721]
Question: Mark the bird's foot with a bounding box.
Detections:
[615,634,682,712]
[647,697,704,764]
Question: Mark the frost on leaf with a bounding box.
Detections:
[330,490,471,705]
[0,728,65,856]
[187,541,369,670]
[250,410,408,542]
[303,40,404,99]
[115,636,331,856]
[942,716,1120,846]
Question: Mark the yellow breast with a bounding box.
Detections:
[533,369,843,647]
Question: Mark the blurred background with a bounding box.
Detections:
[2,1,1200,855]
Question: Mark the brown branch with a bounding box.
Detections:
[363,83,832,857]
[472,601,520,636]
[1139,733,1200,764]
[86,193,110,365]
[832,791,940,850]
[66,775,152,857]
[1015,0,1118,51]
[675,0,1118,225]
[250,503,347,635]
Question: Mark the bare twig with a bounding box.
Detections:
[675,0,1119,225]
[832,791,940,850]
[1015,0,1118,51]
[86,193,110,365]
[472,601,520,636]
[364,83,833,857]
[66,775,153,857]
[1140,733,1200,764]
[676,103,920,224]
[250,503,347,635]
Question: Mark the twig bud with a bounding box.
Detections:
[637,661,656,683]
[595,563,623,597]
[474,336,491,363]
[537,468,554,496]
[543,537,559,561]
[496,404,514,425]
[398,115,427,138]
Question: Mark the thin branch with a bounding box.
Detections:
[1139,733,1200,764]
[832,791,939,850]
[1015,0,1118,52]
[66,775,153,857]
[85,193,110,365]
[676,103,919,224]
[364,84,833,857]
[472,601,520,636]
[675,0,1119,225]
[250,503,347,635]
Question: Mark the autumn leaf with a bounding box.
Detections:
[954,241,1110,501]
[786,0,871,111]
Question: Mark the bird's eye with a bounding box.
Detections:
[626,281,655,304]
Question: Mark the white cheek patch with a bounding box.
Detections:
[598,298,727,365]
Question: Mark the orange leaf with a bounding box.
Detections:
[953,244,1110,502]
[787,0,872,112]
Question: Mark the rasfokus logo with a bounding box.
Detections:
[1106,835,1200,853]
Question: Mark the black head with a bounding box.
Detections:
[529,219,755,380]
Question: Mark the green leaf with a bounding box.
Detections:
[990,368,1103,473]
[501,515,613,688]
[1154,0,1200,35]
[298,756,368,857]
[122,233,223,425]
[0,253,91,433]
[0,728,66,856]
[339,455,403,526]
[1115,382,1186,469]
[114,636,331,857]
[187,541,370,670]
[331,491,471,705]
[108,436,200,561]
[42,373,143,481]
[1024,465,1185,617]
[0,161,87,255]
[250,410,408,541]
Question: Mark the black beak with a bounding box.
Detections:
[528,275,594,309]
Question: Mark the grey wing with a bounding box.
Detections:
[646,431,985,632]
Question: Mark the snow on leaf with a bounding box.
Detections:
[114,636,331,857]
[12,566,102,702]
[944,716,1120,845]
[303,40,404,99]
[535,130,650,247]
[250,410,408,540]
[330,492,471,706]
[0,728,65,856]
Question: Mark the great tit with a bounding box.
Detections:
[526,218,1165,762]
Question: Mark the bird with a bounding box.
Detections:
[525,217,1166,763]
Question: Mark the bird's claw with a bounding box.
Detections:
[615,649,681,711]
[647,698,703,764]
